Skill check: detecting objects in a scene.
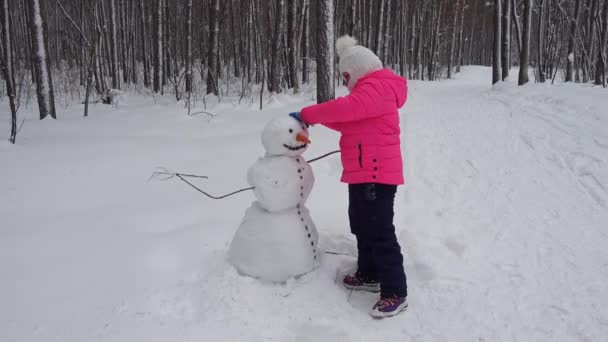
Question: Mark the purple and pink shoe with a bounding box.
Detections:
[370,295,408,318]
[342,271,381,292]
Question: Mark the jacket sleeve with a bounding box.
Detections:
[301,81,387,125]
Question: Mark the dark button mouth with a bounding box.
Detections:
[283,143,307,151]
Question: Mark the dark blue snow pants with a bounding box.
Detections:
[348,183,408,298]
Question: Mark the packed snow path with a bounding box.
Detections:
[1,67,607,341]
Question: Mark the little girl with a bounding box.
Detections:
[292,36,408,318]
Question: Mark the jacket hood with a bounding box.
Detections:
[358,69,408,108]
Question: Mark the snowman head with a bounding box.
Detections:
[261,116,311,157]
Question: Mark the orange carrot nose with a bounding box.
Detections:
[296,132,311,144]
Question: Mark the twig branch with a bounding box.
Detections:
[16,118,25,135]
[190,111,216,117]
[153,171,209,180]
[306,150,341,163]
[55,0,93,48]
[176,174,254,200]
[151,149,342,200]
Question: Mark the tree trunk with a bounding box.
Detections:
[269,0,284,93]
[375,0,385,57]
[153,0,162,93]
[448,0,461,79]
[27,0,56,119]
[139,0,149,88]
[316,0,334,103]
[1,0,17,143]
[109,0,119,89]
[206,0,220,95]
[518,0,532,85]
[502,0,511,80]
[511,0,522,58]
[382,0,392,65]
[456,0,466,73]
[493,0,502,84]
[585,0,599,83]
[537,0,546,82]
[566,0,582,82]
[185,0,192,92]
[302,0,309,84]
[596,0,608,86]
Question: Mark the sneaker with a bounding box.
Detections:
[343,271,381,292]
[370,295,408,318]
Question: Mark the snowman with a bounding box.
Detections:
[228,116,320,282]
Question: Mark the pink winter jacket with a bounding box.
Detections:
[301,68,407,185]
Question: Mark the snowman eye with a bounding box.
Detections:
[289,129,293,133]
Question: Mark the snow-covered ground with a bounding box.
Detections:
[1,67,607,341]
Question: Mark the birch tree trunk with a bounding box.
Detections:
[518,0,532,85]
[185,0,192,92]
[493,0,502,84]
[382,0,392,65]
[585,0,599,83]
[269,0,284,93]
[1,0,17,142]
[109,0,119,89]
[456,0,466,73]
[27,0,56,119]
[302,0,309,84]
[206,0,219,95]
[153,0,162,93]
[139,0,149,87]
[596,0,608,86]
[502,0,511,80]
[512,0,522,58]
[566,0,582,82]
[375,0,385,57]
[287,0,299,93]
[448,0,461,79]
[316,0,334,103]
[537,0,546,82]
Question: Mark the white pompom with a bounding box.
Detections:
[336,35,357,57]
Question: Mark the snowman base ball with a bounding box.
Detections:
[228,202,319,282]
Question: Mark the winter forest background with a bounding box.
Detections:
[1,0,607,143]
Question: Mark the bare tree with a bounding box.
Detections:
[206,0,220,95]
[537,0,546,82]
[287,0,299,93]
[269,0,284,93]
[493,0,502,84]
[1,0,17,142]
[316,0,334,103]
[511,0,522,57]
[456,0,466,73]
[448,0,461,79]
[375,0,385,57]
[139,0,149,88]
[153,0,162,93]
[596,0,608,86]
[109,0,119,89]
[27,0,56,119]
[518,0,532,86]
[185,0,192,93]
[302,0,310,84]
[566,0,582,82]
[502,0,511,80]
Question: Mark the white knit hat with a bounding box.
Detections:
[336,35,383,91]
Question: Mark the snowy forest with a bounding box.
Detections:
[2,0,608,340]
[1,0,607,143]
